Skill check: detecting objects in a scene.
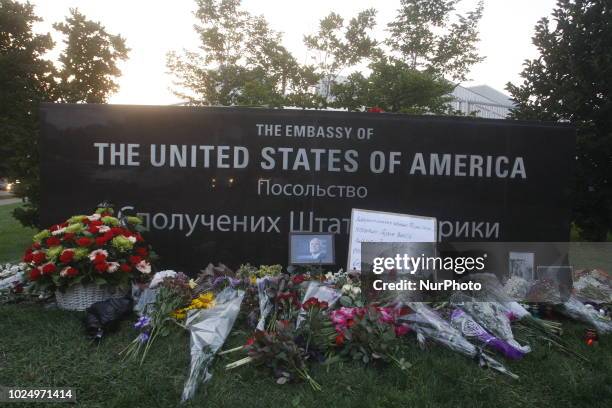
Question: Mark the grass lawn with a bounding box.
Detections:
[0,203,36,263]
[0,304,610,408]
[1,205,611,407]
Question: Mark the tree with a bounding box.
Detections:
[53,9,129,103]
[168,0,318,107]
[331,0,483,113]
[387,0,484,82]
[0,1,128,227]
[507,0,612,241]
[1,0,54,227]
[332,57,457,114]
[304,9,378,102]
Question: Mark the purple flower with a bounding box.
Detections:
[134,315,151,329]
[212,276,226,287]
[137,332,150,343]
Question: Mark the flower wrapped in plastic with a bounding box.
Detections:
[451,293,531,354]
[181,287,245,402]
[296,281,342,328]
[557,295,612,334]
[399,302,518,379]
[459,273,563,337]
[255,276,276,330]
[450,309,525,360]
[573,269,612,304]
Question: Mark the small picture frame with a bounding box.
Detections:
[289,232,335,265]
[508,252,535,282]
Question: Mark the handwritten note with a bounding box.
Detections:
[347,209,437,271]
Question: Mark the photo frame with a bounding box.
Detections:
[508,252,535,282]
[289,232,335,265]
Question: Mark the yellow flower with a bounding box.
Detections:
[250,276,257,285]
[171,309,187,320]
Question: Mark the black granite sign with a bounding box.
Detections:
[39,104,575,271]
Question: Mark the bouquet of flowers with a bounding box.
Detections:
[181,287,244,402]
[330,305,411,370]
[22,207,154,291]
[122,273,199,364]
[399,302,518,379]
[0,262,28,303]
[503,276,531,301]
[295,281,341,328]
[557,295,612,334]
[450,308,526,360]
[226,320,321,390]
[573,269,612,304]
[451,294,531,354]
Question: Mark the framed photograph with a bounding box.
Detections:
[508,252,535,281]
[289,233,335,265]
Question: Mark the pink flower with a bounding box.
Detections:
[394,324,411,337]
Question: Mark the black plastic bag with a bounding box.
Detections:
[85,296,133,340]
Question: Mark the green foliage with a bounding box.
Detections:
[303,9,378,103]
[52,9,129,103]
[332,57,458,114]
[0,1,128,228]
[170,0,480,114]
[507,0,612,241]
[167,0,319,108]
[387,0,484,82]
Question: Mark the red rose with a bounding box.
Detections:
[135,233,144,242]
[66,267,79,277]
[29,268,42,281]
[111,227,125,236]
[120,263,132,273]
[335,333,345,346]
[129,255,142,265]
[88,225,99,234]
[42,263,57,275]
[95,237,108,246]
[46,237,61,247]
[32,252,46,265]
[33,242,41,249]
[292,274,306,285]
[49,224,62,232]
[90,220,103,227]
[23,252,34,263]
[62,232,75,242]
[59,250,74,263]
[135,247,148,257]
[93,253,107,263]
[94,262,108,273]
[77,237,93,247]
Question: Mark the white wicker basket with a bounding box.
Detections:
[55,283,128,311]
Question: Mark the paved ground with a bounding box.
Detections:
[0,191,20,206]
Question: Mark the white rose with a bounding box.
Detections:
[87,213,101,221]
[107,262,120,273]
[51,227,66,236]
[88,249,109,261]
[98,225,111,233]
[127,236,137,244]
[136,260,152,274]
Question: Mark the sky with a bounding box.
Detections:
[24,0,559,105]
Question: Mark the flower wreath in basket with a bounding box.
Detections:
[23,206,155,292]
